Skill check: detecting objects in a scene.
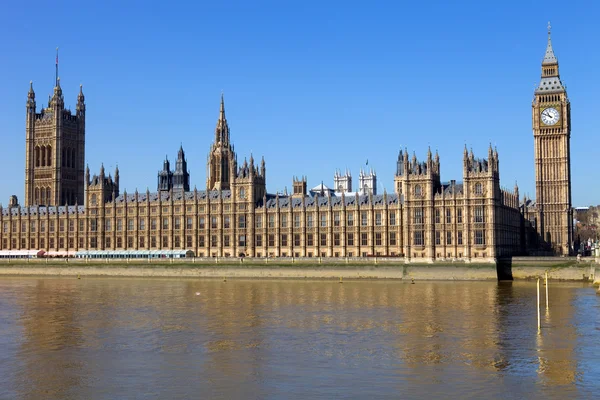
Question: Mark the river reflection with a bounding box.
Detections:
[0,278,598,399]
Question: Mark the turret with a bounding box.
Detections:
[76,84,85,115]
[26,81,36,112]
[114,165,120,190]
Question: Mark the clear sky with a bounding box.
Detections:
[0,0,597,206]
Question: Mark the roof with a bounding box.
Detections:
[1,205,86,217]
[536,77,564,94]
[260,193,400,209]
[542,30,558,65]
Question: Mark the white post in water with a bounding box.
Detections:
[537,278,541,331]
[545,271,549,310]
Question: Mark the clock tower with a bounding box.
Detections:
[532,23,572,255]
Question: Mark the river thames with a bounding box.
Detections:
[0,277,598,399]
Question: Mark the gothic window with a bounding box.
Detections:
[224,216,230,229]
[347,212,354,226]
[255,234,262,247]
[375,233,382,246]
[435,231,441,245]
[91,194,97,206]
[174,236,181,248]
[34,187,40,204]
[140,218,146,230]
[413,231,424,246]
[414,208,424,224]
[117,219,123,231]
[375,212,382,226]
[457,209,463,224]
[224,235,230,247]
[268,234,275,247]
[199,235,205,247]
[307,214,313,228]
[474,183,483,195]
[238,235,246,248]
[334,233,340,246]
[268,215,275,228]
[307,234,314,246]
[174,217,181,230]
[281,215,287,228]
[35,147,40,167]
[41,146,46,166]
[47,146,52,167]
[446,231,452,245]
[347,233,354,246]
[128,219,135,231]
[140,237,146,248]
[211,216,217,229]
[475,230,485,245]
[238,216,246,229]
[361,212,368,226]
[361,233,368,246]
[414,185,422,196]
[162,217,169,230]
[294,234,301,246]
[255,215,262,229]
[281,234,288,247]
[474,206,484,223]
[320,213,327,227]
[105,220,111,232]
[389,212,396,226]
[162,236,169,247]
[239,188,245,199]
[128,237,134,248]
[186,217,193,230]
[211,235,217,247]
[435,209,440,224]
[294,214,301,228]
[446,209,452,224]
[389,232,396,246]
[320,234,327,246]
[199,217,205,229]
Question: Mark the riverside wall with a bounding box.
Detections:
[0,256,597,281]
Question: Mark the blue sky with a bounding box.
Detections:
[0,0,597,205]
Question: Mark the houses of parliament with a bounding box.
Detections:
[0,27,573,260]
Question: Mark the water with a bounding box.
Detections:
[0,277,598,399]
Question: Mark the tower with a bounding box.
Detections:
[359,168,377,195]
[157,156,173,193]
[334,169,352,194]
[24,53,86,207]
[207,94,236,190]
[172,145,190,193]
[532,23,572,255]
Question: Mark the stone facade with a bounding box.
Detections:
[530,24,573,255]
[25,78,85,207]
[1,27,571,259]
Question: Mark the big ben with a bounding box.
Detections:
[532,23,572,255]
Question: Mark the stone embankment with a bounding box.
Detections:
[0,256,597,281]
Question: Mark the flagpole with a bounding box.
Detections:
[55,47,59,87]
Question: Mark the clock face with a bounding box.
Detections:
[541,107,560,125]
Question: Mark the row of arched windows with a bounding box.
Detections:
[34,187,52,206]
[62,148,77,168]
[34,146,52,167]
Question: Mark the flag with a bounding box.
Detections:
[366,159,369,166]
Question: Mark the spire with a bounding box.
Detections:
[542,22,558,65]
[28,81,35,99]
[214,93,229,144]
[77,84,84,102]
[100,163,105,178]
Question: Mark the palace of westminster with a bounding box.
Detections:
[0,28,573,260]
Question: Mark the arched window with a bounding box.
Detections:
[35,147,40,167]
[41,146,46,167]
[35,187,40,204]
[47,146,52,167]
[475,183,483,195]
[46,188,51,205]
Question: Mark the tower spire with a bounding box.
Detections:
[542,22,558,66]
